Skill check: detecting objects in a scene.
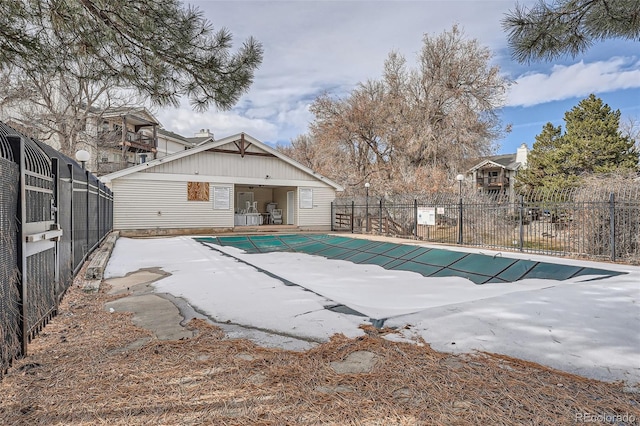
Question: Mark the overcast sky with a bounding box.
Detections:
[155,0,640,155]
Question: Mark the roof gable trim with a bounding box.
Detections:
[468,159,521,172]
[100,132,344,191]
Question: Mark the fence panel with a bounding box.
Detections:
[72,167,89,272]
[415,201,460,245]
[462,199,512,249]
[56,166,74,297]
[0,122,114,377]
[22,140,58,340]
[88,175,99,252]
[0,133,21,375]
[333,188,640,264]
[7,135,58,353]
[31,142,77,300]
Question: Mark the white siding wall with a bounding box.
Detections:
[112,178,233,230]
[297,186,335,229]
[145,151,314,182]
[107,143,341,231]
[157,139,189,157]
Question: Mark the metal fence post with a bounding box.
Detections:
[97,183,101,244]
[330,202,334,232]
[379,198,383,234]
[457,197,463,245]
[350,201,354,233]
[609,192,616,261]
[85,170,90,257]
[519,195,524,252]
[413,199,418,239]
[110,193,113,232]
[51,158,60,287]
[96,181,100,245]
[365,191,369,232]
[68,164,74,271]
[7,136,27,356]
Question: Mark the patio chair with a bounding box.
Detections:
[271,209,283,225]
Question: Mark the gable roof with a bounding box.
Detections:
[101,107,159,127]
[157,128,194,146]
[186,136,213,145]
[99,132,344,191]
[467,153,522,173]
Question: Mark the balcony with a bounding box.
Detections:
[98,130,156,152]
[476,176,510,188]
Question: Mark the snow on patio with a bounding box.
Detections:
[104,235,640,385]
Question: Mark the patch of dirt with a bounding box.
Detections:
[1,284,638,425]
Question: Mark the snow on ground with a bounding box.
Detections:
[104,235,640,385]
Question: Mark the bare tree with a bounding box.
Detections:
[285,26,510,197]
[394,26,507,173]
[0,65,143,159]
[620,116,640,155]
[1,0,263,170]
[277,134,332,174]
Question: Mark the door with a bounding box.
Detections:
[287,191,294,225]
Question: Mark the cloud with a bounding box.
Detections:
[155,107,278,141]
[154,0,513,142]
[155,1,637,151]
[507,57,640,107]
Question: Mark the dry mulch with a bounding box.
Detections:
[0,280,638,426]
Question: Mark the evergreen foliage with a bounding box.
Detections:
[518,94,639,191]
[0,0,263,110]
[503,0,640,63]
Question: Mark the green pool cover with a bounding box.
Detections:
[195,234,623,284]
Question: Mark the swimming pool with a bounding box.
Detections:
[195,234,623,284]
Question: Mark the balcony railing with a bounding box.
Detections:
[476,176,510,187]
[98,130,156,151]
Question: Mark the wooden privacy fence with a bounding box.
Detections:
[0,122,113,378]
[332,187,640,265]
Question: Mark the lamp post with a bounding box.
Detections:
[364,182,370,232]
[75,149,90,170]
[456,174,464,244]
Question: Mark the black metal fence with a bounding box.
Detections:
[332,186,640,265]
[0,122,113,377]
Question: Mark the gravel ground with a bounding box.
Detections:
[1,280,638,426]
